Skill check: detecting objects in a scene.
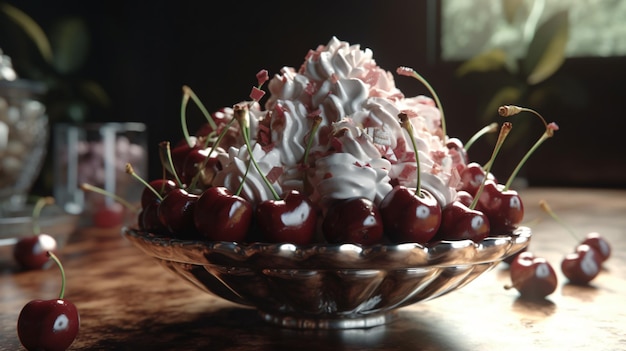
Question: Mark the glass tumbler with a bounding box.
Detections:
[53,122,148,224]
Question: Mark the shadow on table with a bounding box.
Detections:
[88,306,467,351]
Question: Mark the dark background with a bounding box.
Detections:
[3,0,625,192]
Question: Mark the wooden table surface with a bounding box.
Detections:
[1,187,625,351]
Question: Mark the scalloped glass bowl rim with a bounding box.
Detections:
[121,226,531,269]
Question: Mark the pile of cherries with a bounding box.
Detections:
[505,200,612,300]
[126,80,554,250]
[130,105,522,248]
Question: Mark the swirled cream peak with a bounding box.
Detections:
[212,37,467,207]
[311,152,393,208]
[212,143,283,204]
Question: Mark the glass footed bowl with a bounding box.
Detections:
[122,226,531,329]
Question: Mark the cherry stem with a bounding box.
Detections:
[47,251,66,299]
[32,196,54,235]
[539,199,581,241]
[181,85,216,148]
[188,117,237,190]
[397,66,447,139]
[470,122,513,210]
[158,141,185,188]
[498,105,558,191]
[300,115,323,196]
[234,158,253,197]
[125,163,163,202]
[80,183,140,213]
[504,131,550,191]
[303,115,322,166]
[233,104,280,200]
[464,122,499,152]
[499,105,549,129]
[399,112,424,197]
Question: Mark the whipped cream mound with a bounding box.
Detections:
[211,37,466,208]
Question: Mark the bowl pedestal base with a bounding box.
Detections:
[258,310,397,329]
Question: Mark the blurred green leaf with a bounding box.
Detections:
[456,49,511,77]
[523,10,569,85]
[502,0,525,24]
[80,80,111,107]
[0,3,53,64]
[49,17,90,74]
[527,75,588,109]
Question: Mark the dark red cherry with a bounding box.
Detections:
[379,186,441,244]
[91,201,125,228]
[18,298,79,351]
[17,252,79,351]
[256,190,318,245]
[458,162,495,196]
[507,251,558,299]
[180,146,222,189]
[433,201,490,243]
[139,200,169,234]
[157,188,199,237]
[476,180,524,234]
[322,197,384,245]
[455,190,474,208]
[561,244,603,285]
[13,234,58,270]
[141,179,177,208]
[580,232,611,263]
[194,186,253,242]
[170,137,199,183]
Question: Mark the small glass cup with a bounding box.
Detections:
[53,122,148,225]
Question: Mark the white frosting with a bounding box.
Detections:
[211,37,466,208]
[212,143,283,204]
[311,152,392,207]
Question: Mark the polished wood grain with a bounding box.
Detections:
[1,187,625,351]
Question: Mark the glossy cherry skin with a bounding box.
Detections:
[476,180,524,234]
[138,200,169,234]
[458,162,495,196]
[157,188,199,237]
[379,186,442,244]
[561,244,603,285]
[509,251,558,299]
[13,234,58,270]
[322,197,384,245]
[256,190,318,245]
[581,232,611,263]
[180,146,222,190]
[455,190,474,208]
[194,186,253,242]
[433,201,490,243]
[170,137,199,182]
[141,179,177,208]
[17,298,80,351]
